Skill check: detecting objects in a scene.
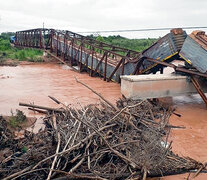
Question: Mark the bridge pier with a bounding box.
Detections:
[121,74,207,99]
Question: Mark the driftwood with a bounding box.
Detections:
[190,162,207,179]
[48,95,61,104]
[19,102,64,112]
[47,114,61,180]
[28,107,47,114]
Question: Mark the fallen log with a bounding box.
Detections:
[28,108,47,114]
[19,102,64,112]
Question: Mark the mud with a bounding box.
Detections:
[0,63,206,179]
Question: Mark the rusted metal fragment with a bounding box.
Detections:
[191,76,207,107]
[190,30,207,50]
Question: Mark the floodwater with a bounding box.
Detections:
[0,63,207,179]
[161,96,207,180]
[0,63,121,114]
[0,63,121,132]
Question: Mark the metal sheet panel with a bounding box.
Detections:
[140,30,187,73]
[180,36,207,73]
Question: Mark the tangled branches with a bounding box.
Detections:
[0,98,202,180]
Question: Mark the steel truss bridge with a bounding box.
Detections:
[14,28,207,106]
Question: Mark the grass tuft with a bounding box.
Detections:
[9,110,27,128]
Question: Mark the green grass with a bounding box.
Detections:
[0,32,43,62]
[13,48,43,62]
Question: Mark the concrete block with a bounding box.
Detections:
[121,74,198,99]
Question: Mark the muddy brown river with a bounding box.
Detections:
[0,63,206,179]
[0,63,121,114]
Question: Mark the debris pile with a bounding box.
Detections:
[0,98,202,180]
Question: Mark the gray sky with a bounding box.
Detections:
[0,0,207,38]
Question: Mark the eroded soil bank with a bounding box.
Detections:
[0,63,206,179]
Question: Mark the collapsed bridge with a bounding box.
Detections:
[14,28,207,106]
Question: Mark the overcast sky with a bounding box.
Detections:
[0,0,207,38]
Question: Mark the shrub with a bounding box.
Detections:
[0,39,11,51]
[9,110,26,128]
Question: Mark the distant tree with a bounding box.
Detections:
[86,34,95,39]
[0,32,15,40]
[83,33,157,52]
[96,35,105,42]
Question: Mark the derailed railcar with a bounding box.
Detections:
[129,28,187,74]
[180,31,207,74]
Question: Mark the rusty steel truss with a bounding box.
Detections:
[16,28,142,82]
